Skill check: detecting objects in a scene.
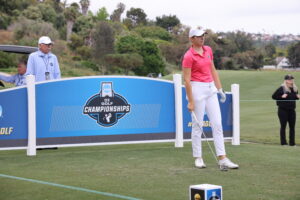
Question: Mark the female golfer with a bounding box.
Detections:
[182,28,238,169]
[272,74,299,146]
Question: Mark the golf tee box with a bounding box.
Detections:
[189,184,222,200]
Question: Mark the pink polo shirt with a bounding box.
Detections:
[182,46,214,82]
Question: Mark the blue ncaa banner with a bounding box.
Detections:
[35,77,176,145]
[0,87,28,148]
[0,76,234,149]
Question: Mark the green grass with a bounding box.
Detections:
[0,142,299,200]
[1,70,300,199]
[218,70,300,145]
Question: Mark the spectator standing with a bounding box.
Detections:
[26,36,61,82]
[272,74,299,146]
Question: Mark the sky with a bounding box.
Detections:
[68,0,300,35]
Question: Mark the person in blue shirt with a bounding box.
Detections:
[0,60,27,86]
[26,36,61,82]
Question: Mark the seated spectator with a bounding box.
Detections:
[0,60,27,86]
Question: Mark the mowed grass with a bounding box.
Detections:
[0,142,299,200]
[1,70,300,199]
[218,70,300,144]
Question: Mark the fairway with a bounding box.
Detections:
[0,142,299,200]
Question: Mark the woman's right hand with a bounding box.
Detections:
[282,94,288,98]
[187,102,195,112]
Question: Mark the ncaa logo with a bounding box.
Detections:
[83,82,131,127]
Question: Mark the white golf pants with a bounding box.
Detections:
[191,81,226,158]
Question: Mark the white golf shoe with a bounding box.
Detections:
[218,158,239,169]
[195,158,206,168]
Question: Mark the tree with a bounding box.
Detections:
[233,50,264,69]
[67,33,91,60]
[80,0,90,16]
[54,13,66,30]
[138,40,165,75]
[0,0,35,15]
[124,8,147,29]
[203,30,219,52]
[0,12,11,29]
[288,41,300,68]
[64,3,80,41]
[10,18,59,46]
[115,34,166,75]
[38,3,57,24]
[171,25,190,44]
[90,21,115,74]
[133,26,172,41]
[104,53,143,75]
[0,51,17,68]
[110,21,126,36]
[159,43,188,66]
[22,5,43,21]
[91,21,114,59]
[155,15,180,32]
[76,45,92,60]
[221,57,237,70]
[51,0,64,13]
[68,33,84,50]
[250,51,264,69]
[263,43,276,65]
[72,14,93,45]
[110,3,125,22]
[115,34,144,54]
[264,43,276,58]
[225,31,254,53]
[95,7,109,21]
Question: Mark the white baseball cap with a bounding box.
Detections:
[38,36,52,44]
[189,28,207,38]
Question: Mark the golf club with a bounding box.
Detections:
[191,111,228,171]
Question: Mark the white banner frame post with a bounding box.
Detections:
[173,74,184,147]
[26,75,36,156]
[231,84,240,145]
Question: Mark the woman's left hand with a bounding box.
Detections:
[218,88,226,103]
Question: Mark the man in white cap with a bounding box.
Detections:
[26,36,61,82]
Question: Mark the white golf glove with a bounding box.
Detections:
[218,88,226,103]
